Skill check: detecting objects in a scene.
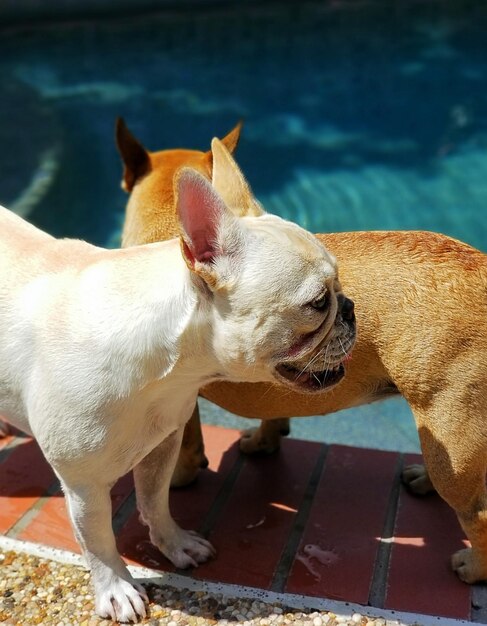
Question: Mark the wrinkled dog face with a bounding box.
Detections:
[177,138,356,395]
[211,214,356,393]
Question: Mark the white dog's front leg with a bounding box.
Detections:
[133,426,215,569]
[63,481,148,622]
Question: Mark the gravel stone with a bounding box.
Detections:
[0,548,420,625]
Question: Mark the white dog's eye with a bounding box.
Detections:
[310,292,329,311]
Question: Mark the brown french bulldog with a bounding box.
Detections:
[117,119,487,585]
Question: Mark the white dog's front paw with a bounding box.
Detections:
[94,575,148,623]
[158,528,216,569]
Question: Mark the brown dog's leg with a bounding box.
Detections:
[173,408,289,483]
[413,398,487,583]
[171,403,208,488]
[240,418,290,455]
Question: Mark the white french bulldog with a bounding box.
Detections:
[0,156,355,622]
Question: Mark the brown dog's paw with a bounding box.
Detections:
[170,465,199,489]
[240,418,290,455]
[170,454,209,489]
[401,463,436,495]
[452,548,487,583]
[240,427,281,455]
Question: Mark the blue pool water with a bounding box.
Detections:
[1,1,487,453]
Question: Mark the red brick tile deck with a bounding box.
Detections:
[0,424,483,622]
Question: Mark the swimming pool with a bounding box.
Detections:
[1,0,486,452]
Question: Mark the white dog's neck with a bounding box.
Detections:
[99,240,220,392]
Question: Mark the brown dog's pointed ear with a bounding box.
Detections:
[211,137,264,218]
[220,121,242,155]
[205,121,242,170]
[115,117,151,192]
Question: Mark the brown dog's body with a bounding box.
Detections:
[117,119,487,584]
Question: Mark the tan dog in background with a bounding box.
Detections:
[117,119,487,585]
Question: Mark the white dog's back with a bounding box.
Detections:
[0,205,190,438]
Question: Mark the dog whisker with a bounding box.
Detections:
[300,348,326,375]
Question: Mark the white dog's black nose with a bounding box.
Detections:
[339,295,355,322]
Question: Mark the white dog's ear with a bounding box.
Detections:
[211,137,264,218]
[175,167,242,288]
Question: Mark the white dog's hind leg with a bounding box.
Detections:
[134,426,216,569]
[63,481,148,622]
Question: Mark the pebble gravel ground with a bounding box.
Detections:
[0,549,417,626]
